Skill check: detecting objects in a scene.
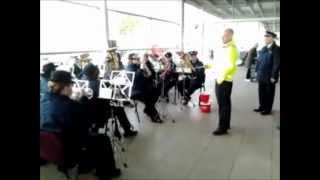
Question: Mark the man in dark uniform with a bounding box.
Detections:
[254,31,280,115]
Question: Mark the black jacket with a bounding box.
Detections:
[191,60,205,84]
[256,43,280,83]
[126,61,156,97]
[40,93,89,136]
[245,47,257,68]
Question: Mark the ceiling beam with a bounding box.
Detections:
[255,0,265,17]
[224,0,244,17]
[211,17,280,23]
[198,0,229,18]
[245,0,256,17]
[206,0,234,18]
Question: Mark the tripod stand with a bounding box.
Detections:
[100,100,128,169]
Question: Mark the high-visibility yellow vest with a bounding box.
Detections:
[214,40,238,82]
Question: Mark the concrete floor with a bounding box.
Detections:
[41,67,280,180]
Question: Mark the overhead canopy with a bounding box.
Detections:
[185,0,280,32]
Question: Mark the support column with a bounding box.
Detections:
[180,0,185,51]
[201,21,205,61]
[104,0,110,48]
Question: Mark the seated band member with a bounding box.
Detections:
[126,53,163,123]
[159,52,178,102]
[83,63,138,137]
[177,51,205,105]
[40,71,121,180]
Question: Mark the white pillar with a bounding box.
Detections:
[180,0,185,51]
[104,0,110,48]
[201,21,205,61]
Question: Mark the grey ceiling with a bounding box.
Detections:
[185,0,280,32]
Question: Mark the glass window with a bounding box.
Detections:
[40,0,106,53]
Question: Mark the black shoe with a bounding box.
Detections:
[212,129,228,136]
[40,157,47,166]
[182,97,190,105]
[124,130,138,137]
[254,108,263,112]
[260,111,272,115]
[109,168,122,177]
[151,115,163,123]
[98,168,122,180]
[78,165,93,174]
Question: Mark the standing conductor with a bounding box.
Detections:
[254,31,280,115]
[213,28,238,136]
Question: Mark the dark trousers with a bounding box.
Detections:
[77,135,117,177]
[258,81,276,113]
[215,81,233,130]
[163,74,178,97]
[246,66,252,79]
[177,77,202,99]
[87,99,133,133]
[132,89,160,119]
[59,130,117,176]
[113,106,132,132]
[163,80,176,97]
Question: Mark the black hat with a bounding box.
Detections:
[83,63,99,78]
[265,31,277,38]
[164,52,172,58]
[42,63,58,74]
[107,40,118,51]
[50,70,74,84]
[128,53,139,60]
[189,51,198,56]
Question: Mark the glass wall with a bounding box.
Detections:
[40,0,106,53]
[41,0,181,70]
[107,0,180,50]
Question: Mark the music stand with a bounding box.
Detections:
[72,80,93,100]
[97,70,135,169]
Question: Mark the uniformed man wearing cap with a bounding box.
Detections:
[254,31,280,115]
